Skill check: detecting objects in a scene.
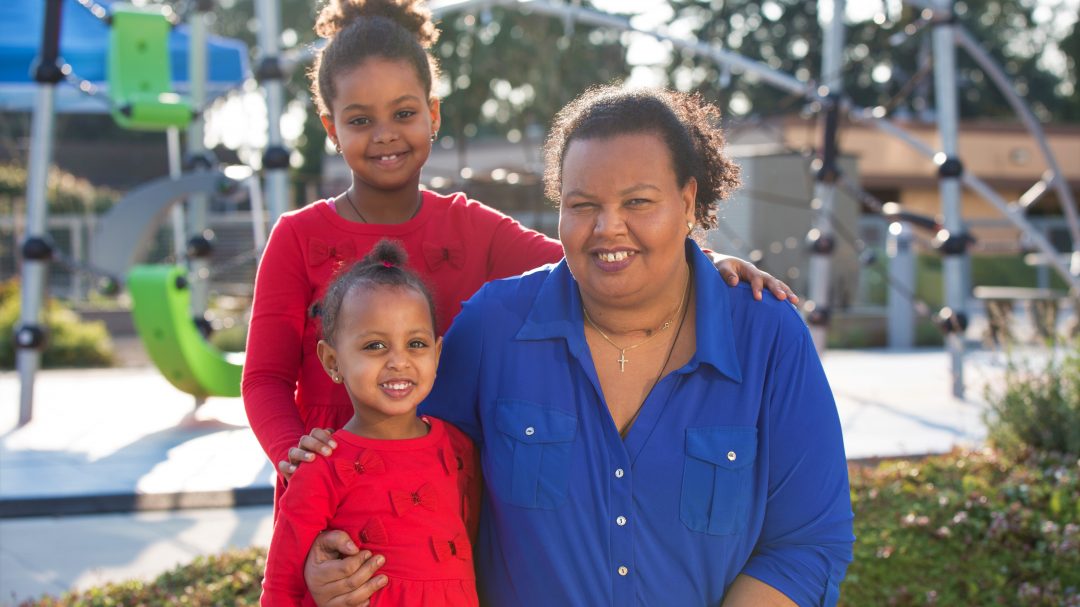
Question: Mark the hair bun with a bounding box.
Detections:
[315,0,438,48]
[366,239,410,268]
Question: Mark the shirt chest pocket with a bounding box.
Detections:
[490,399,577,510]
[680,426,758,536]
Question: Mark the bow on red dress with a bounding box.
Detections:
[335,450,386,480]
[422,241,465,270]
[430,533,471,562]
[308,238,357,266]
[359,517,389,545]
[390,483,439,516]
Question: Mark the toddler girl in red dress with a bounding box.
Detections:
[260,240,480,606]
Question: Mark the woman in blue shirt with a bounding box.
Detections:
[305,86,854,606]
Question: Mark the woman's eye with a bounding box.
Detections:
[626,198,651,207]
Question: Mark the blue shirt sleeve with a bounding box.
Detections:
[420,289,486,443]
[741,323,855,607]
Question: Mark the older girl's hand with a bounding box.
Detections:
[709,253,800,304]
[277,427,338,481]
[305,529,388,607]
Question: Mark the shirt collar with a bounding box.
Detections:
[515,240,743,384]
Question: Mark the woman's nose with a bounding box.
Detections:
[593,207,626,236]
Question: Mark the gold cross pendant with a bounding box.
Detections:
[617,350,628,372]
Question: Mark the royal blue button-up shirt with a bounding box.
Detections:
[422,241,854,606]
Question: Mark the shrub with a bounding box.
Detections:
[20,547,265,606]
[984,342,1080,457]
[844,448,1080,606]
[0,164,119,216]
[0,280,114,369]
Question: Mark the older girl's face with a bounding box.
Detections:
[558,132,696,309]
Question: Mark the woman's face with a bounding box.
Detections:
[558,132,696,309]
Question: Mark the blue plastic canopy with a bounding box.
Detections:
[0,0,250,113]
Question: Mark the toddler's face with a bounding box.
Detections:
[327,285,441,423]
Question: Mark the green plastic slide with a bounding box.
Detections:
[128,265,243,398]
[107,4,192,131]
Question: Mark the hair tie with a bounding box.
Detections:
[382,260,394,268]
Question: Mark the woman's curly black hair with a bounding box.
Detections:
[320,239,438,342]
[310,0,441,115]
[542,86,741,230]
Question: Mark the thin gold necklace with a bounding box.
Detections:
[582,272,690,373]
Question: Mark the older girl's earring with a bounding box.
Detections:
[686,221,694,234]
[335,143,342,154]
[430,131,438,142]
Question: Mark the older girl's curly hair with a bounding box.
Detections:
[310,0,441,115]
[542,86,741,230]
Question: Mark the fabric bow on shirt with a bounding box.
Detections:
[308,238,357,266]
[336,450,386,479]
[423,241,465,270]
[391,483,439,516]
[430,533,471,562]
[359,517,389,545]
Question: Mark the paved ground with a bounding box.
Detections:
[0,338,1048,604]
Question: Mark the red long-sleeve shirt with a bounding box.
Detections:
[242,191,562,489]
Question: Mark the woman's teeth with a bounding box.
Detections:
[597,251,632,263]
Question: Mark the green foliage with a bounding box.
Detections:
[664,0,1078,124]
[20,547,266,606]
[984,343,1080,457]
[0,280,114,369]
[20,449,1079,606]
[844,449,1080,606]
[0,164,120,215]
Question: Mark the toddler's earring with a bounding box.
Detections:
[430,130,438,143]
[331,370,341,383]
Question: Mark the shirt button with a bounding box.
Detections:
[727,450,737,461]
[616,516,627,526]
[525,426,535,436]
[614,468,624,478]
[618,566,629,576]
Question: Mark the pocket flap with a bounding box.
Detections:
[495,399,577,444]
[686,426,757,469]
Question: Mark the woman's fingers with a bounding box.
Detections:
[300,429,337,457]
[305,531,386,607]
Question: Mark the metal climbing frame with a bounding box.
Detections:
[428,0,1080,401]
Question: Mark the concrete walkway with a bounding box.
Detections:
[0,345,1030,604]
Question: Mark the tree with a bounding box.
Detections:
[660,0,1078,124]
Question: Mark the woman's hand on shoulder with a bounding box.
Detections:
[278,427,338,481]
[305,529,387,607]
[709,252,800,304]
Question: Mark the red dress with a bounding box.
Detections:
[241,191,563,508]
[261,417,481,606]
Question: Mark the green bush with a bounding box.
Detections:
[0,164,119,215]
[0,280,114,369]
[16,451,1080,606]
[844,449,1080,606]
[21,547,265,606]
[984,342,1080,457]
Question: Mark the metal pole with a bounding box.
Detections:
[806,0,845,353]
[932,0,968,398]
[17,0,66,426]
[186,1,211,320]
[887,221,916,349]
[255,0,291,225]
[166,127,186,260]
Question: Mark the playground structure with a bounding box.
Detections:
[10,0,1079,424]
